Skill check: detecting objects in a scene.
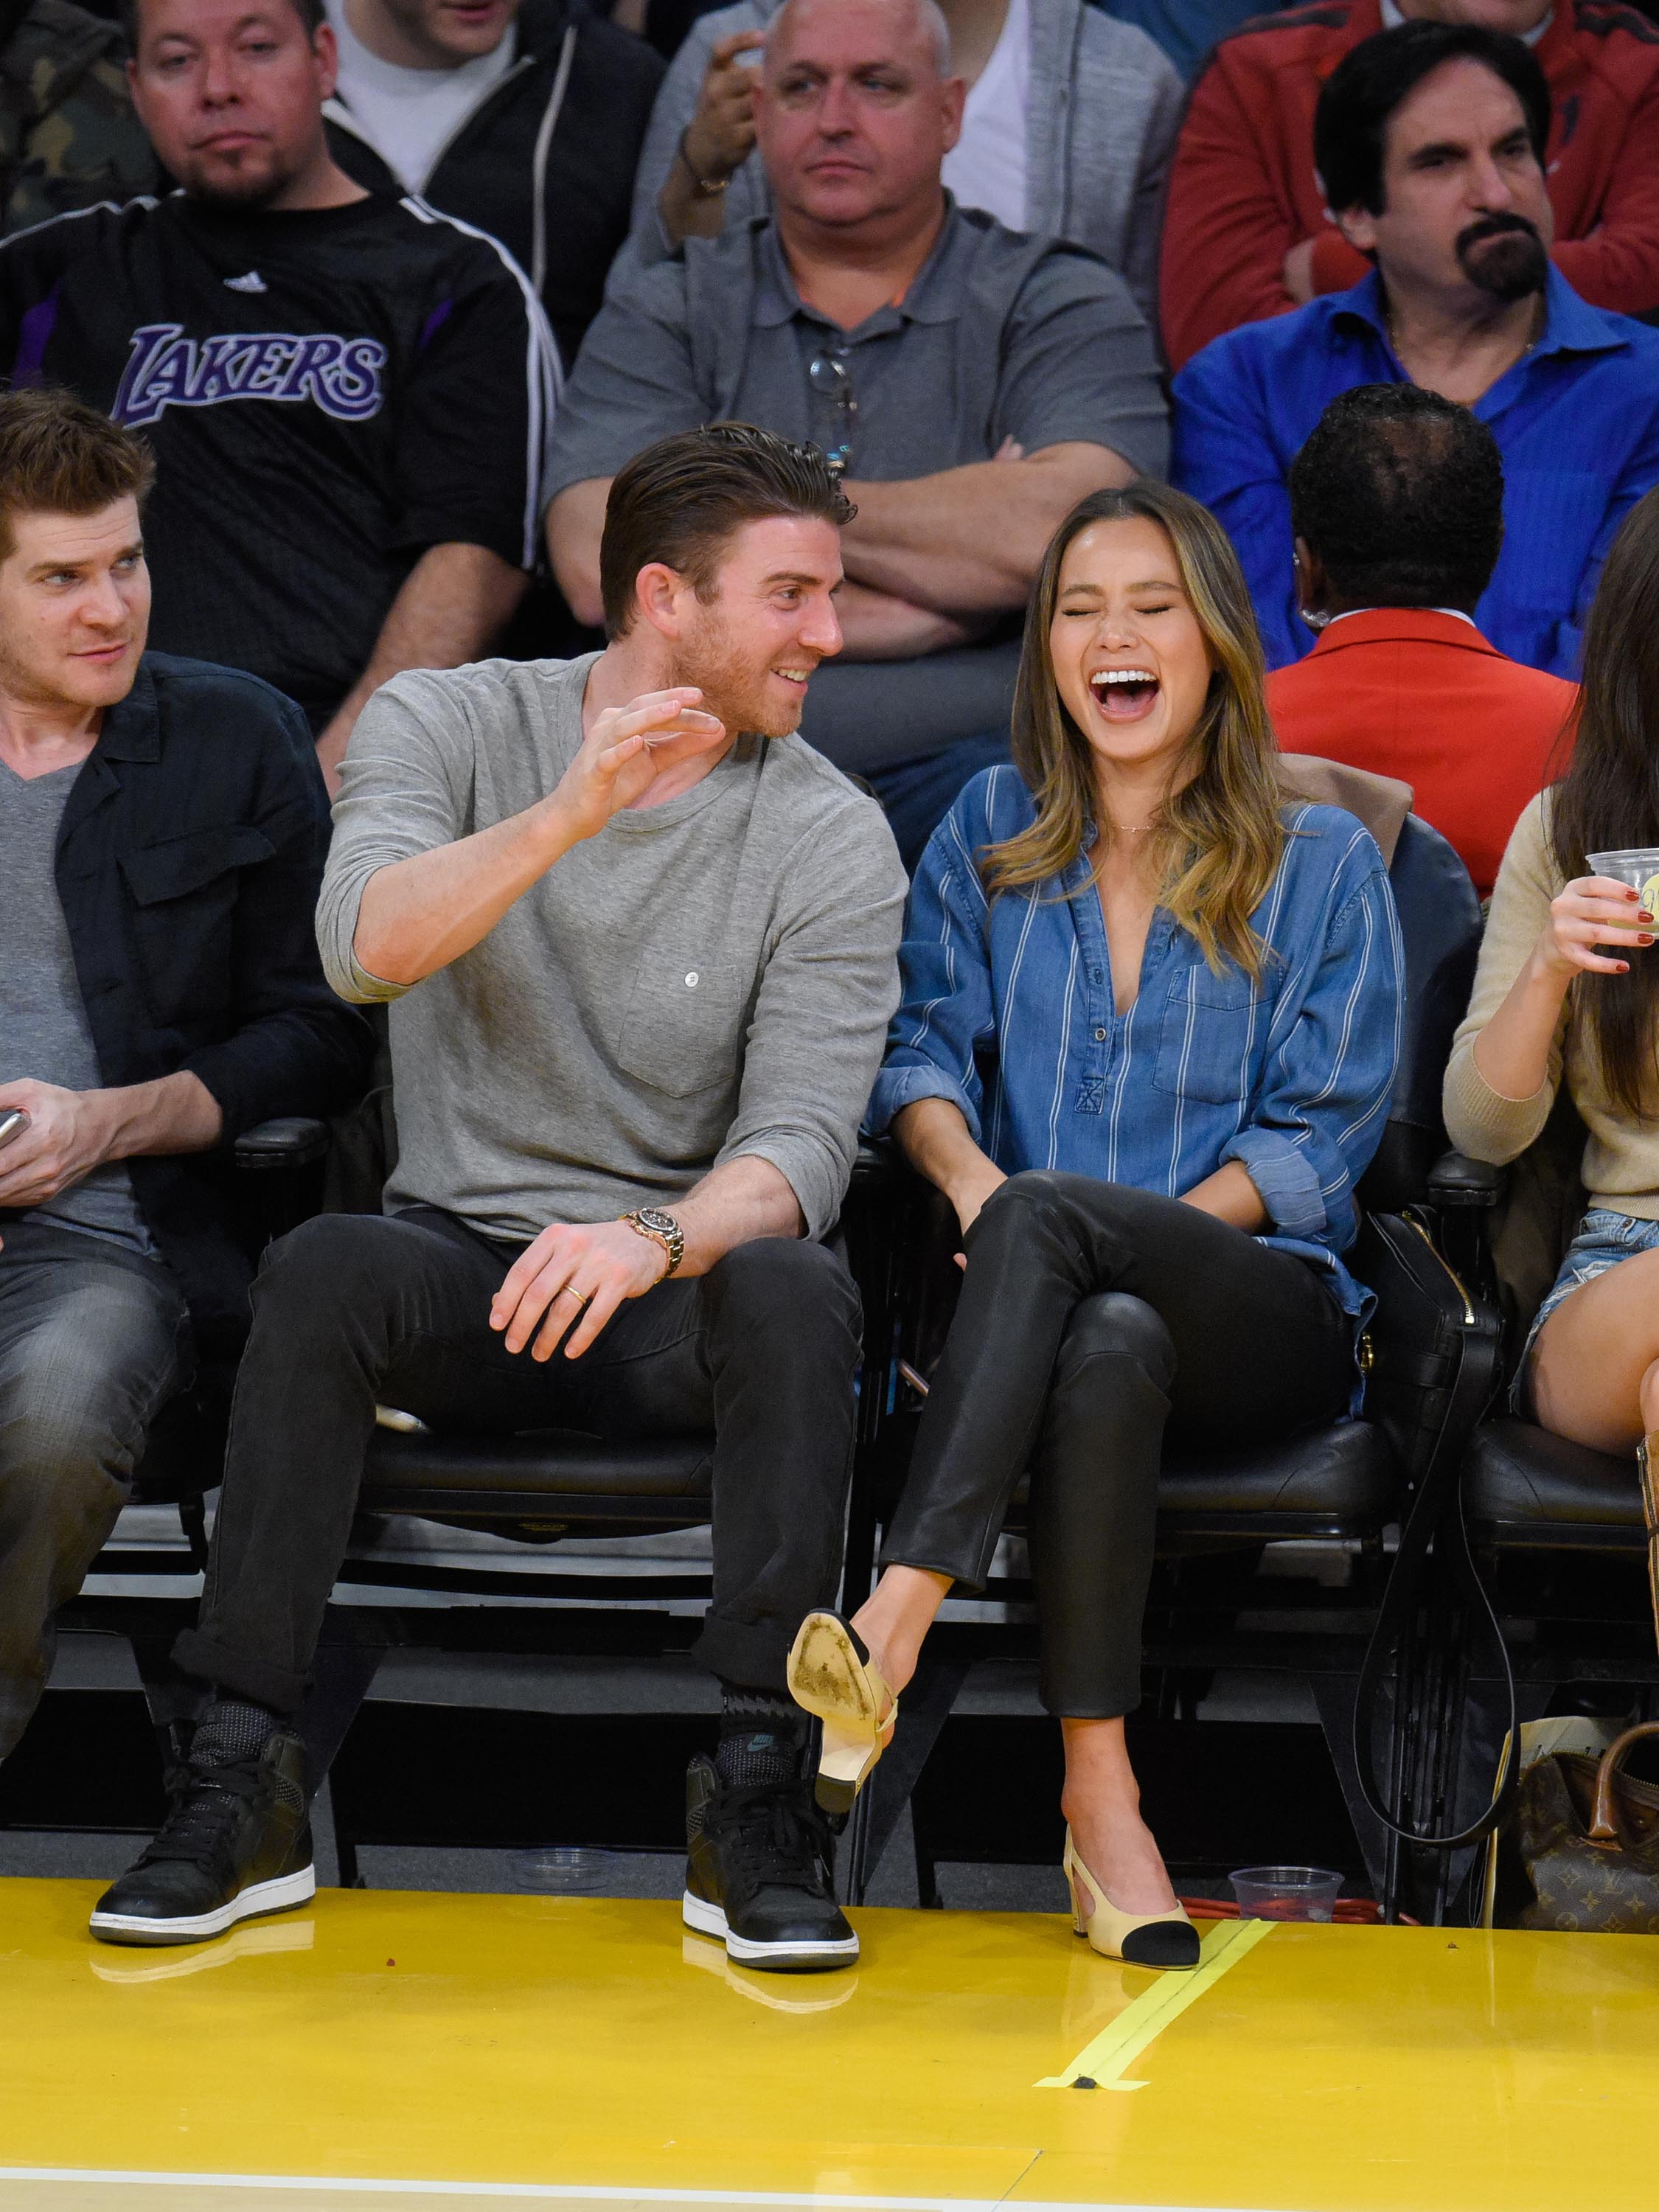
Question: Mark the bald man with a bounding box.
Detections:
[545,0,1167,863]
[630,0,1183,326]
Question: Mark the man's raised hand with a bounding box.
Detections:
[684,30,764,189]
[552,688,728,842]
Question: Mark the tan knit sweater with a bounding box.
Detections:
[1444,793,1659,1218]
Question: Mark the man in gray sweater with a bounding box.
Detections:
[92,425,908,1972]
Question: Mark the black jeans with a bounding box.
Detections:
[174,1207,863,1714]
[881,1172,1355,1718]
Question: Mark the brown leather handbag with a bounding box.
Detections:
[1509,1722,1659,1933]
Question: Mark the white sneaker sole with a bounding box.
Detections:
[88,1864,316,1947]
[682,1888,860,1972]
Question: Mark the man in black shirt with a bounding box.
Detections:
[322,0,664,371]
[0,0,559,778]
[0,387,372,1765]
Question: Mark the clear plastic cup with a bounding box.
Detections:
[510,1846,624,1895]
[1587,849,1659,914]
[1228,1865,1344,1921]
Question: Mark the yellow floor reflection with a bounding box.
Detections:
[2,1878,1658,2211]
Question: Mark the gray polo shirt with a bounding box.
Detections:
[547,203,1169,774]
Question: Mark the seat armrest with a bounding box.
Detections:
[234,1116,331,1172]
[1427,1149,1504,1208]
[851,1135,907,1185]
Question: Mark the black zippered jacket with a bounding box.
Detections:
[324,0,663,369]
[15,654,375,1356]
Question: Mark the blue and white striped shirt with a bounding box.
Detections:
[868,768,1404,1324]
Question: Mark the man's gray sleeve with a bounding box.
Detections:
[995,248,1170,480]
[315,672,472,1004]
[625,0,771,267]
[714,797,907,1239]
[544,258,710,502]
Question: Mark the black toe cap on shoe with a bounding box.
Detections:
[1119,1919,1202,1969]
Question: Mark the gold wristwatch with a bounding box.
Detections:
[622,1206,685,1276]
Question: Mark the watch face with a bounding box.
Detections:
[637,1209,678,1234]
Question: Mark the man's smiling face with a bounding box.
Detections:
[667,514,845,739]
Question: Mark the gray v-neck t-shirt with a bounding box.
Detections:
[0,757,153,1253]
[318,654,908,1242]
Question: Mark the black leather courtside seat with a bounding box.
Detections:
[1464,1419,1643,1553]
[361,1427,714,1535]
[1155,1424,1398,1537]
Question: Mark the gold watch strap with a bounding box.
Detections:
[623,1209,684,1276]
[676,125,731,197]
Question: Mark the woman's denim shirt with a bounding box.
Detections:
[868,768,1405,1356]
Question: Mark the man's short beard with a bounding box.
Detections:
[1455,215,1548,303]
[670,606,801,742]
[178,153,293,213]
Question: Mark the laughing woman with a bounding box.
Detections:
[790,482,1403,1968]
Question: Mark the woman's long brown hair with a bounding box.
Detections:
[980,481,1286,978]
[1547,487,1659,1116]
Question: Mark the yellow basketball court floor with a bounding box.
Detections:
[2,1878,1656,2212]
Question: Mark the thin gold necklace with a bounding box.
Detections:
[1384,291,1543,366]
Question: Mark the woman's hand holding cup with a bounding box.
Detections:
[1534,875,1655,981]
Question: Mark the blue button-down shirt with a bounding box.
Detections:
[869,770,1404,1336]
[1170,268,1659,678]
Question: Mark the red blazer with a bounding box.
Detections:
[1264,609,1576,897]
[1160,0,1659,370]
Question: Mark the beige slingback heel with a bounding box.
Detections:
[1062,1827,1200,1970]
[786,1611,897,1816]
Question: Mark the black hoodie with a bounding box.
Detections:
[324,0,663,369]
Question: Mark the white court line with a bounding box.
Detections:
[0,2174,1279,2212]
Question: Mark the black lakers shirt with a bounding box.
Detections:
[0,192,559,727]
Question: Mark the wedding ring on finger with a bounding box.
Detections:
[557,1285,593,1310]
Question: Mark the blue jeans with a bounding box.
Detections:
[865,732,1012,872]
[0,1220,191,1757]
[1512,1208,1659,1414]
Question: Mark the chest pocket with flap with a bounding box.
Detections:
[1152,966,1259,1106]
[614,957,746,1099]
[119,824,275,905]
[118,824,275,1018]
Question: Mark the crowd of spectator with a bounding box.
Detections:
[5,0,1659,1978]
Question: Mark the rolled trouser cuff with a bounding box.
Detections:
[690,1610,796,1694]
[170,1627,307,1719]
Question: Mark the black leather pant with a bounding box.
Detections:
[881,1172,1354,1717]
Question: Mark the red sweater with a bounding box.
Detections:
[1161,0,1659,371]
[1265,609,1576,897]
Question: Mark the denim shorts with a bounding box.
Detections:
[1512,1207,1659,1410]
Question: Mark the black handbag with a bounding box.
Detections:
[1348,1206,1512,1852]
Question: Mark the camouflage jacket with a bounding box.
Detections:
[0,0,154,236]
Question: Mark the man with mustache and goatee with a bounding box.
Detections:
[1170,17,1659,681]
